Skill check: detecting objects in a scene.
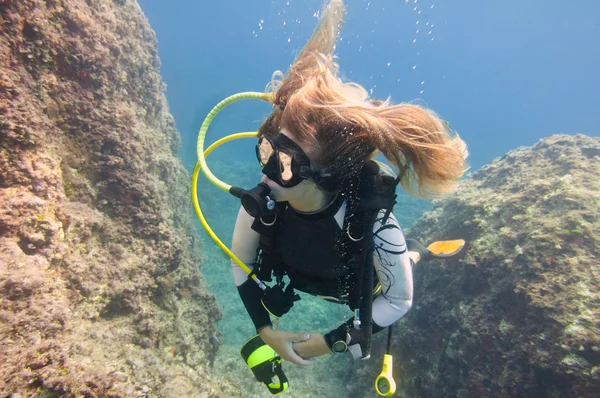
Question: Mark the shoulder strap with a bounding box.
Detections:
[342,161,400,270]
[355,162,400,224]
[338,161,401,358]
[250,202,287,282]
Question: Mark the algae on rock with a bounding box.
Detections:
[0,0,238,396]
[346,134,600,397]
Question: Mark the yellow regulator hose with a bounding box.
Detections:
[192,92,273,289]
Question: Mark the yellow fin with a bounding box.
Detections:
[427,239,465,258]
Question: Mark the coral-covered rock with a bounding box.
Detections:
[354,134,599,398]
[0,0,237,396]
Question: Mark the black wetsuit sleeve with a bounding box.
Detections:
[237,278,272,332]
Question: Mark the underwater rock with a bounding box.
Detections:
[0,0,236,396]
[356,134,599,397]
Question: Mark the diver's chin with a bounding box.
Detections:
[260,175,278,190]
[261,176,287,201]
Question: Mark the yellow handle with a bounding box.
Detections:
[375,354,396,396]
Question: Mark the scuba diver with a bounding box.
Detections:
[229,0,468,375]
[192,0,468,394]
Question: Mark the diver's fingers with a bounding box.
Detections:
[282,345,315,366]
[292,333,311,343]
[280,332,314,365]
[263,329,314,365]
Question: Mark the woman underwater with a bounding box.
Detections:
[231,0,468,366]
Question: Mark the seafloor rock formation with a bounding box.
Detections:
[351,134,599,397]
[0,0,239,396]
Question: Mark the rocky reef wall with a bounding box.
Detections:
[351,134,599,397]
[0,0,239,396]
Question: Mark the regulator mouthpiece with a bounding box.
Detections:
[230,183,276,219]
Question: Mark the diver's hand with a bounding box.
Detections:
[259,326,315,366]
[292,332,330,360]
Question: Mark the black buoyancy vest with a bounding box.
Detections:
[250,161,399,302]
[275,194,348,297]
[248,161,399,359]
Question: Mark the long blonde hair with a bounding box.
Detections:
[261,0,468,199]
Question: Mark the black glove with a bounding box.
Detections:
[261,282,300,318]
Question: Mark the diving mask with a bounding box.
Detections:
[256,134,315,188]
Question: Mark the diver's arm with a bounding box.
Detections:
[370,211,413,328]
[231,206,260,285]
[231,206,272,332]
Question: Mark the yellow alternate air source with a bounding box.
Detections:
[192,92,273,285]
[196,91,273,192]
[375,354,396,396]
[191,133,258,277]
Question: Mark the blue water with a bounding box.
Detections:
[140,0,599,172]
[136,2,600,394]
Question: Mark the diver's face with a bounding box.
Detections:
[259,128,317,201]
[261,174,316,202]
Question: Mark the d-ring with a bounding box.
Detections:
[260,213,277,226]
[346,224,364,242]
